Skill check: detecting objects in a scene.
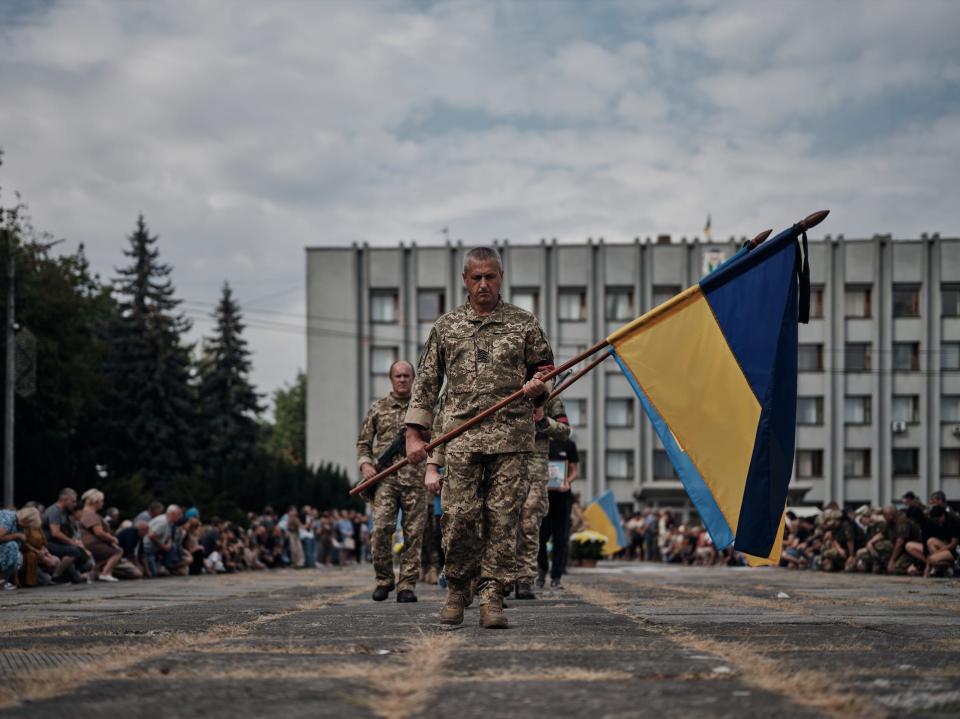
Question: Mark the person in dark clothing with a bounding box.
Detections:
[537,436,579,589]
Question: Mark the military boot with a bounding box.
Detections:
[479,600,509,629]
[439,588,469,626]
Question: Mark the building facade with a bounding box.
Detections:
[306,234,960,515]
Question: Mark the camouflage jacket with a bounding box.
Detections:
[534,396,571,456]
[406,298,554,454]
[356,393,411,469]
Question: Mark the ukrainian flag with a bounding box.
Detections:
[582,490,628,556]
[608,223,811,564]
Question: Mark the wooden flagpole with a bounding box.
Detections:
[349,338,611,495]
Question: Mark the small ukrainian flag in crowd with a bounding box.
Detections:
[582,490,627,556]
[608,222,811,565]
[703,213,712,241]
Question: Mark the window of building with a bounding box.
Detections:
[799,344,824,372]
[371,346,398,375]
[797,396,823,425]
[557,343,587,373]
[810,285,824,319]
[844,285,872,318]
[844,449,871,478]
[417,289,445,323]
[565,399,586,427]
[892,395,919,424]
[844,396,872,425]
[796,449,823,478]
[943,284,960,317]
[893,285,921,318]
[605,288,635,321]
[892,448,919,476]
[652,285,681,308]
[942,396,960,423]
[370,290,398,323]
[558,288,586,321]
[653,449,677,480]
[605,398,634,428]
[943,342,960,371]
[605,450,634,480]
[942,449,960,477]
[892,342,920,371]
[845,343,871,372]
[511,288,539,316]
[577,450,587,481]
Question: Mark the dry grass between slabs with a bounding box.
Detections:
[567,582,883,719]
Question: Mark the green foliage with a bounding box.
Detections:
[106,215,197,493]
[1,154,356,517]
[264,370,306,467]
[197,282,263,491]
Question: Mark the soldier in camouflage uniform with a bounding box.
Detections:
[855,505,920,574]
[407,246,553,629]
[514,397,570,599]
[356,360,427,603]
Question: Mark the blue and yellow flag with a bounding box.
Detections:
[582,490,628,556]
[608,224,809,564]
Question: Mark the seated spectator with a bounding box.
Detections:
[79,489,123,582]
[819,509,854,572]
[929,491,959,521]
[920,505,960,577]
[143,504,189,577]
[104,506,121,532]
[135,501,164,526]
[17,507,60,587]
[179,508,204,575]
[0,506,26,590]
[42,488,90,583]
[115,520,148,579]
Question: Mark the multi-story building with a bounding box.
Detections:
[306,233,960,515]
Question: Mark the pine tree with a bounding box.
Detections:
[108,215,196,492]
[197,282,262,491]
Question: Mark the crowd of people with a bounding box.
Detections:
[620,490,960,577]
[4,484,958,593]
[0,487,374,591]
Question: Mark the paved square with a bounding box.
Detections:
[1,565,958,718]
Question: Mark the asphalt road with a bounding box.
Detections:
[1,563,958,718]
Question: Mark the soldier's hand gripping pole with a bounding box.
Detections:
[349,338,612,496]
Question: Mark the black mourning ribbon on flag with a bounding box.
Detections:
[795,226,811,325]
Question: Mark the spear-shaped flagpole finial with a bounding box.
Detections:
[800,210,830,231]
[749,229,773,249]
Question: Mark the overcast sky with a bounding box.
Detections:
[1,0,958,404]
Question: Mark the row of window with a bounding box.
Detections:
[797,448,960,478]
[798,395,960,425]
[799,342,960,371]
[612,447,960,481]
[368,352,960,427]
[370,342,960,376]
[370,285,960,324]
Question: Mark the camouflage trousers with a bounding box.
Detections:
[371,473,428,591]
[515,453,549,585]
[819,547,846,571]
[856,540,897,573]
[441,451,530,605]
